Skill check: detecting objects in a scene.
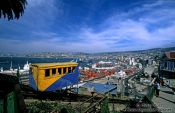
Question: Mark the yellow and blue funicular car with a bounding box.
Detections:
[29,62,79,91]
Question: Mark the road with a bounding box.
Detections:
[124,69,143,96]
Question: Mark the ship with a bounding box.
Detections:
[0,61,30,75]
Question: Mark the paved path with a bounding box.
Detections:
[152,86,175,113]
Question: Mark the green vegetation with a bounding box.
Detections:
[0,0,27,20]
[26,101,75,113]
[146,86,155,100]
[100,98,110,113]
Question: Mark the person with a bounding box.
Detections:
[155,82,160,97]
[154,82,157,96]
[160,78,164,86]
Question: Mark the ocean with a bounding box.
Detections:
[0,57,75,70]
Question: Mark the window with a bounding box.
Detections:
[52,68,56,76]
[63,67,67,74]
[68,67,71,73]
[45,69,50,77]
[58,68,62,75]
[72,66,76,72]
[165,62,167,68]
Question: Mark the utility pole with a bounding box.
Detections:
[121,78,125,99]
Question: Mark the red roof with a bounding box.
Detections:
[165,52,175,59]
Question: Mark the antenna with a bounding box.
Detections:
[18,64,20,70]
[10,60,13,70]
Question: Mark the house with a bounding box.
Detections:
[159,52,175,88]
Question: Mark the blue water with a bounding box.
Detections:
[0,57,75,70]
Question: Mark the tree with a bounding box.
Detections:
[0,0,27,20]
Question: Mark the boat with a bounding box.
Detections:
[92,61,115,70]
[0,61,30,75]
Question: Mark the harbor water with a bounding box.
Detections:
[0,57,74,70]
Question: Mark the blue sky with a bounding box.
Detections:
[0,0,175,53]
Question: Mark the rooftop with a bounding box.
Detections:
[165,52,175,59]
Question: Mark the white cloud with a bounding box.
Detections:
[1,0,175,53]
[19,0,64,30]
[27,0,45,7]
[67,0,175,52]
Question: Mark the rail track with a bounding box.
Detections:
[20,84,130,104]
[21,85,161,113]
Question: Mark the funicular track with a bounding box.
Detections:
[21,84,130,113]
[21,84,102,102]
[21,83,161,113]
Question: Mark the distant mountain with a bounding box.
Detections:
[1,46,175,57]
[160,46,175,52]
[83,46,175,56]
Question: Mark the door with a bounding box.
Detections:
[7,92,17,113]
[0,99,4,113]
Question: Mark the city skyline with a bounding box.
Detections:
[0,0,175,53]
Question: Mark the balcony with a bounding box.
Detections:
[160,68,175,73]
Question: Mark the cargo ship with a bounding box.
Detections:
[0,61,30,75]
